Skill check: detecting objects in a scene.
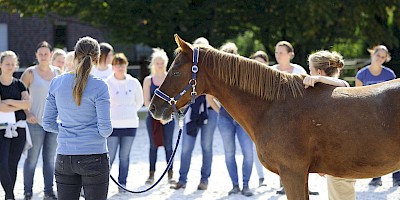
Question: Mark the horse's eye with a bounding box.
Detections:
[173,71,181,76]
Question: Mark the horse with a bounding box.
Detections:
[149,34,400,199]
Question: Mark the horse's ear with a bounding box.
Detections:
[174,34,192,53]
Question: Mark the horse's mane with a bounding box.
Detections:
[201,47,305,101]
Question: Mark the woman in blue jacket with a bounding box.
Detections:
[43,36,112,200]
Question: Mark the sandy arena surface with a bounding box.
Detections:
[2,120,400,200]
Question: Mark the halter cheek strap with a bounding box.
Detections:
[154,47,200,124]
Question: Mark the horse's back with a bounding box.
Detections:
[300,80,400,178]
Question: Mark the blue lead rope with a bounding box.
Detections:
[110,116,183,193]
[110,47,200,193]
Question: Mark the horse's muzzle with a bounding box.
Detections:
[149,102,172,121]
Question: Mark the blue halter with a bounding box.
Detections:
[111,48,200,193]
[154,47,200,124]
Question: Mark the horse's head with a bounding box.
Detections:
[149,34,206,121]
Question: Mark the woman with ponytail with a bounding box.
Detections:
[43,36,112,200]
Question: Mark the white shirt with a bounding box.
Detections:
[271,63,307,75]
[106,74,144,128]
[90,64,113,80]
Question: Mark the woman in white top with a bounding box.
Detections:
[51,48,66,71]
[272,41,307,74]
[106,53,144,191]
[90,42,114,79]
[64,51,75,72]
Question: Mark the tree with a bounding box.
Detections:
[1,0,399,66]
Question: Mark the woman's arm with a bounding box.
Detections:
[303,76,349,88]
[42,88,59,133]
[2,91,31,110]
[206,94,220,113]
[355,79,363,87]
[0,100,20,112]
[133,79,144,111]
[96,83,112,138]
[21,68,38,123]
[143,76,151,107]
[20,68,33,89]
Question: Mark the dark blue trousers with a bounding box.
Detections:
[55,153,110,200]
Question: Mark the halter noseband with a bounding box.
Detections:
[154,47,199,124]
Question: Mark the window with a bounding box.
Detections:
[54,23,66,49]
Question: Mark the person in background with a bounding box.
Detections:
[250,50,269,66]
[90,42,114,79]
[170,37,220,191]
[218,42,254,197]
[303,50,354,200]
[51,48,66,71]
[43,36,112,200]
[272,41,307,74]
[0,51,31,200]
[143,48,175,185]
[355,45,398,187]
[21,41,60,200]
[63,51,75,72]
[249,50,269,187]
[106,53,144,192]
[272,40,318,195]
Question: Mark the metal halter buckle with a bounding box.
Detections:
[168,98,177,105]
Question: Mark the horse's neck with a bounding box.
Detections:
[206,77,268,140]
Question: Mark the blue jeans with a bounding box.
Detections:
[178,109,218,184]
[146,115,175,171]
[218,114,253,187]
[55,153,109,200]
[253,143,264,179]
[24,123,57,195]
[107,134,135,185]
[373,171,400,182]
[393,171,400,182]
[0,128,26,199]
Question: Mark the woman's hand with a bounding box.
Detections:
[303,76,320,88]
[26,112,38,124]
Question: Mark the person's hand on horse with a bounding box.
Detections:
[303,76,321,88]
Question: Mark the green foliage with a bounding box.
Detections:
[1,0,399,66]
[330,39,365,59]
[228,30,266,57]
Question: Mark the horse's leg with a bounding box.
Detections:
[280,169,309,200]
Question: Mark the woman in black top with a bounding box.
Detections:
[0,51,31,200]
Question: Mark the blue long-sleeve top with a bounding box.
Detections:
[43,73,112,155]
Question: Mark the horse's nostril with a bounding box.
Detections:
[149,104,156,114]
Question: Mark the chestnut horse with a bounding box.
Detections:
[149,34,400,199]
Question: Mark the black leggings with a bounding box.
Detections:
[0,128,26,199]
